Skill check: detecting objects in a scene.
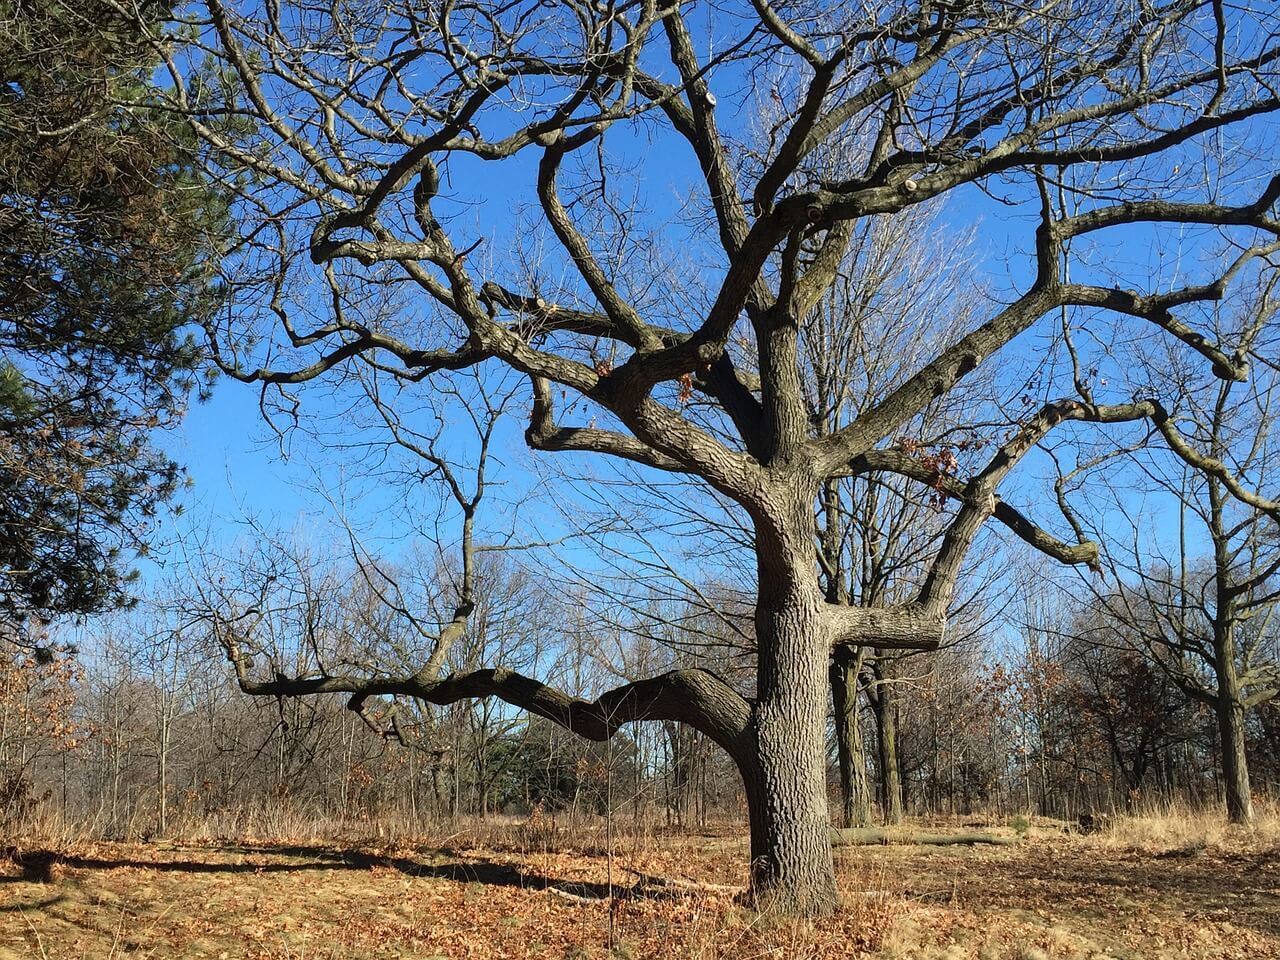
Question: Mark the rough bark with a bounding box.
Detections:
[744,494,841,916]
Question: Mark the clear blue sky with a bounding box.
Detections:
[137,8,1280,604]
[148,178,1207,587]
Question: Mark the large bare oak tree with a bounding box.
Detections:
[152,0,1280,914]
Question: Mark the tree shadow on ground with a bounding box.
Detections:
[1,843,698,904]
[878,842,1280,939]
[0,891,66,913]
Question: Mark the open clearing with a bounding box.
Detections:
[0,821,1275,959]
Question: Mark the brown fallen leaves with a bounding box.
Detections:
[0,821,1274,959]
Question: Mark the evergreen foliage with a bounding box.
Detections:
[0,0,224,634]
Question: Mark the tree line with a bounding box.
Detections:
[4,544,1276,839]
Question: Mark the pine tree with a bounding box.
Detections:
[0,0,225,637]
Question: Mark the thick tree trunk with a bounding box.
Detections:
[743,507,840,916]
[831,648,872,828]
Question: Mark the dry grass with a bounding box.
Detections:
[1079,798,1280,855]
[0,809,1274,959]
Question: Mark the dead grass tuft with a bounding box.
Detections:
[1080,797,1280,854]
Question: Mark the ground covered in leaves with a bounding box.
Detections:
[0,818,1274,959]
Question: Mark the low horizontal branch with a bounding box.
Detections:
[225,638,752,760]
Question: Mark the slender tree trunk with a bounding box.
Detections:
[1206,474,1255,825]
[430,756,448,818]
[1216,667,1254,824]
[879,702,903,824]
[830,649,872,827]
[157,698,171,836]
[870,662,904,824]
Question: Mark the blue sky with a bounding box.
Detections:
[148,173,1224,589]
[132,0,1280,619]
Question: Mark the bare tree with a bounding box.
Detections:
[1074,280,1280,822]
[142,0,1280,913]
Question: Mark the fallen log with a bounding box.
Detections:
[546,887,600,905]
[628,872,740,894]
[830,828,1017,847]
[545,873,741,904]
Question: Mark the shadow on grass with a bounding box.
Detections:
[2,843,689,903]
[895,842,1280,938]
[0,891,67,912]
